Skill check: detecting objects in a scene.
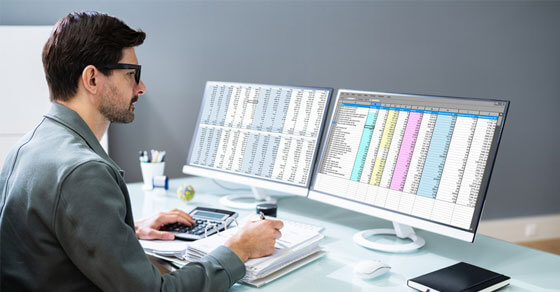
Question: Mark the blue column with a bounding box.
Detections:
[201,127,215,166]
[252,87,269,131]
[417,114,456,198]
[263,136,281,178]
[264,88,280,132]
[241,133,260,174]
[350,111,378,181]
[206,128,222,168]
[216,85,233,126]
[272,88,292,133]
[252,134,269,176]
[209,85,225,125]
[191,127,207,166]
[200,84,217,124]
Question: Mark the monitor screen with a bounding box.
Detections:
[309,89,509,241]
[184,81,332,196]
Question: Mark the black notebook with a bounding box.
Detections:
[407,262,510,292]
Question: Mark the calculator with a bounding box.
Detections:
[161,207,238,241]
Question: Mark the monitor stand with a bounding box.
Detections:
[219,186,276,209]
[353,221,425,253]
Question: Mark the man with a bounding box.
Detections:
[0,11,283,291]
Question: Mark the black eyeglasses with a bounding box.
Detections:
[102,64,141,84]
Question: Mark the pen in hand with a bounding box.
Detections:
[259,211,288,248]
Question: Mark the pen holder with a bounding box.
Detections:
[140,162,165,191]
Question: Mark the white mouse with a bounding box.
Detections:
[353,260,391,279]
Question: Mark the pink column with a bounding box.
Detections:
[390,112,423,191]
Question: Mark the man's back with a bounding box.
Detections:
[0,103,246,292]
[0,103,128,291]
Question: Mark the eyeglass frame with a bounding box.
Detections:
[101,63,142,84]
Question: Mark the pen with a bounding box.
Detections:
[259,211,266,220]
[139,151,148,162]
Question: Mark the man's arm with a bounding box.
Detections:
[53,161,245,292]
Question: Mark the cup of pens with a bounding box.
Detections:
[139,149,166,191]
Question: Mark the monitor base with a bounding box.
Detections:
[353,222,425,253]
[219,187,276,209]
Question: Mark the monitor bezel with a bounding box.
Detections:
[308,89,509,242]
[184,81,333,196]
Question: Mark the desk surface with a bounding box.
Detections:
[128,177,560,291]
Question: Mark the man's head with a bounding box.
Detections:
[42,11,146,123]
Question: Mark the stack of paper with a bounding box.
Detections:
[139,239,190,259]
[185,217,325,286]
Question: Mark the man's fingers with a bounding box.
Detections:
[156,214,193,227]
[148,229,175,240]
[267,219,284,230]
[168,209,195,225]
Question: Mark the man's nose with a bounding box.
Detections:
[136,80,146,95]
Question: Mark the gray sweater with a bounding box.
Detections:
[0,102,245,291]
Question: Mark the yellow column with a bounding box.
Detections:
[369,110,398,185]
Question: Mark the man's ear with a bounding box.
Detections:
[81,65,100,95]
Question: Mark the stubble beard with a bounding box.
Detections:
[98,84,137,124]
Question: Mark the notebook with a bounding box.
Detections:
[407,262,510,292]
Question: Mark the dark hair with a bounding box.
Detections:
[42,11,146,101]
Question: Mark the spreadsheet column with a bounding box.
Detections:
[381,109,410,209]
[350,108,379,181]
[381,109,410,188]
[417,114,457,198]
[456,117,497,207]
[403,112,437,195]
[436,115,478,203]
[307,91,328,137]
[320,103,369,179]
[360,108,388,184]
[390,112,423,191]
[370,109,399,186]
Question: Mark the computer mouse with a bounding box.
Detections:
[353,260,391,279]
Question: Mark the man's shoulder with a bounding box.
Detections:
[5,117,114,184]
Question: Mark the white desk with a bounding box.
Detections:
[128,177,560,291]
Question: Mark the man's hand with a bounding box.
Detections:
[225,219,284,262]
[135,208,195,240]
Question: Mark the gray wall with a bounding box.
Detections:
[2,0,559,220]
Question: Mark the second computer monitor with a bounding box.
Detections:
[183,81,332,208]
[309,89,508,251]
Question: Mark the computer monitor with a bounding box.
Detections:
[309,89,509,252]
[183,81,332,209]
